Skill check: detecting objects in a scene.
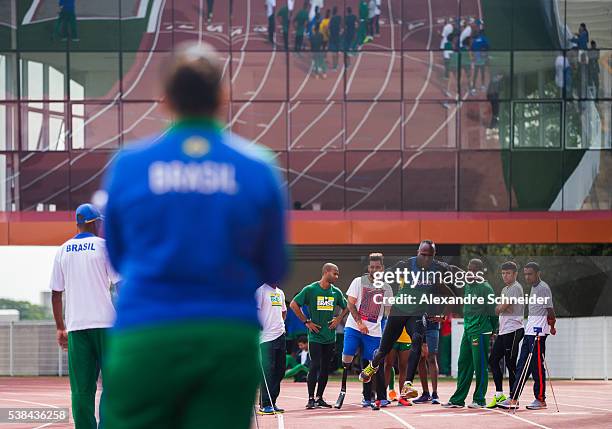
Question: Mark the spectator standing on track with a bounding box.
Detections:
[367,0,377,39]
[50,203,120,429]
[374,0,382,36]
[294,2,309,52]
[256,283,287,415]
[290,263,348,409]
[486,72,504,132]
[206,0,214,23]
[588,40,600,97]
[442,259,497,409]
[344,7,357,66]
[266,0,276,44]
[320,9,331,51]
[486,262,525,409]
[328,6,342,71]
[310,24,328,79]
[277,2,291,51]
[440,18,454,76]
[471,30,490,93]
[460,37,472,96]
[358,0,370,45]
[102,42,288,429]
[308,6,322,38]
[53,0,79,42]
[499,262,556,411]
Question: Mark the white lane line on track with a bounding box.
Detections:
[557,402,612,413]
[480,408,552,429]
[231,0,251,83]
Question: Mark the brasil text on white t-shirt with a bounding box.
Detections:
[49,233,120,332]
[256,283,286,343]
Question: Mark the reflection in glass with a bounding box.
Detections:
[71,103,120,150]
[460,101,510,150]
[288,151,344,210]
[69,52,120,100]
[565,151,612,210]
[511,151,562,210]
[230,102,287,151]
[513,51,561,99]
[513,102,562,148]
[345,151,401,210]
[21,103,67,151]
[19,53,67,100]
[0,153,18,210]
[403,150,457,210]
[122,101,168,144]
[19,152,70,211]
[459,151,510,210]
[0,53,17,100]
[346,102,401,150]
[0,103,18,150]
[566,101,612,149]
[404,102,457,149]
[290,102,342,150]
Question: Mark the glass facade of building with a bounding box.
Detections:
[0,0,610,212]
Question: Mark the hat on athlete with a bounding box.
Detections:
[75,203,102,225]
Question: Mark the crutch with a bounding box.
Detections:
[510,330,539,414]
[542,349,560,412]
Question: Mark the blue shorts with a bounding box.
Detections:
[425,329,440,354]
[343,327,381,361]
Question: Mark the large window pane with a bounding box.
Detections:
[230,102,287,151]
[125,0,172,51]
[288,52,344,101]
[289,102,342,151]
[459,151,510,210]
[173,0,229,51]
[467,51,511,101]
[346,102,401,150]
[510,151,562,210]
[566,101,612,149]
[70,151,113,208]
[513,51,561,99]
[69,53,120,100]
[513,102,562,148]
[19,53,67,100]
[0,153,18,210]
[229,0,278,51]
[402,150,457,210]
[0,0,16,50]
[19,152,69,211]
[346,151,401,210]
[288,151,344,210]
[20,102,68,151]
[460,101,510,149]
[121,52,171,101]
[346,51,401,100]
[565,1,612,50]
[359,0,402,51]
[122,101,168,144]
[71,103,120,150]
[403,0,458,50]
[404,102,457,149]
[0,103,18,150]
[512,0,560,50]
[0,53,17,100]
[231,52,287,101]
[404,51,455,101]
[565,150,612,210]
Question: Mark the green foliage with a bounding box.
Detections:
[0,299,51,320]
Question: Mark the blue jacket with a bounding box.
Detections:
[103,119,288,330]
[59,0,75,12]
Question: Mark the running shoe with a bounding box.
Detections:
[257,406,275,415]
[431,392,441,404]
[486,394,507,408]
[497,399,519,409]
[441,402,463,408]
[398,398,412,406]
[273,406,285,413]
[379,399,391,407]
[359,363,379,383]
[413,393,432,404]
[400,381,419,399]
[526,399,547,410]
[316,398,332,408]
[361,399,372,407]
[388,389,398,401]
[306,398,316,409]
[468,402,485,409]
[371,400,381,410]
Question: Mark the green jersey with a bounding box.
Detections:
[294,281,347,344]
[295,9,308,35]
[359,1,369,20]
[462,281,498,335]
[277,6,289,30]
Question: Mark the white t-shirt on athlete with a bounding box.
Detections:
[460,24,472,47]
[256,283,286,343]
[49,233,120,332]
[498,281,525,335]
[525,280,554,336]
[345,275,393,337]
[440,23,454,49]
[266,0,276,17]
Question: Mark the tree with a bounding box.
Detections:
[0,299,51,320]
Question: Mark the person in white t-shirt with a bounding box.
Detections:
[486,261,525,408]
[499,262,556,411]
[266,0,276,44]
[256,283,287,415]
[337,253,393,410]
[440,19,454,50]
[459,21,472,48]
[50,203,120,429]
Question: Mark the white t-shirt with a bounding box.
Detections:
[460,24,472,47]
[525,281,554,336]
[555,55,569,88]
[49,234,120,332]
[309,0,324,20]
[266,0,276,17]
[440,23,454,49]
[345,275,393,337]
[498,281,525,335]
[375,0,381,15]
[256,284,286,343]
